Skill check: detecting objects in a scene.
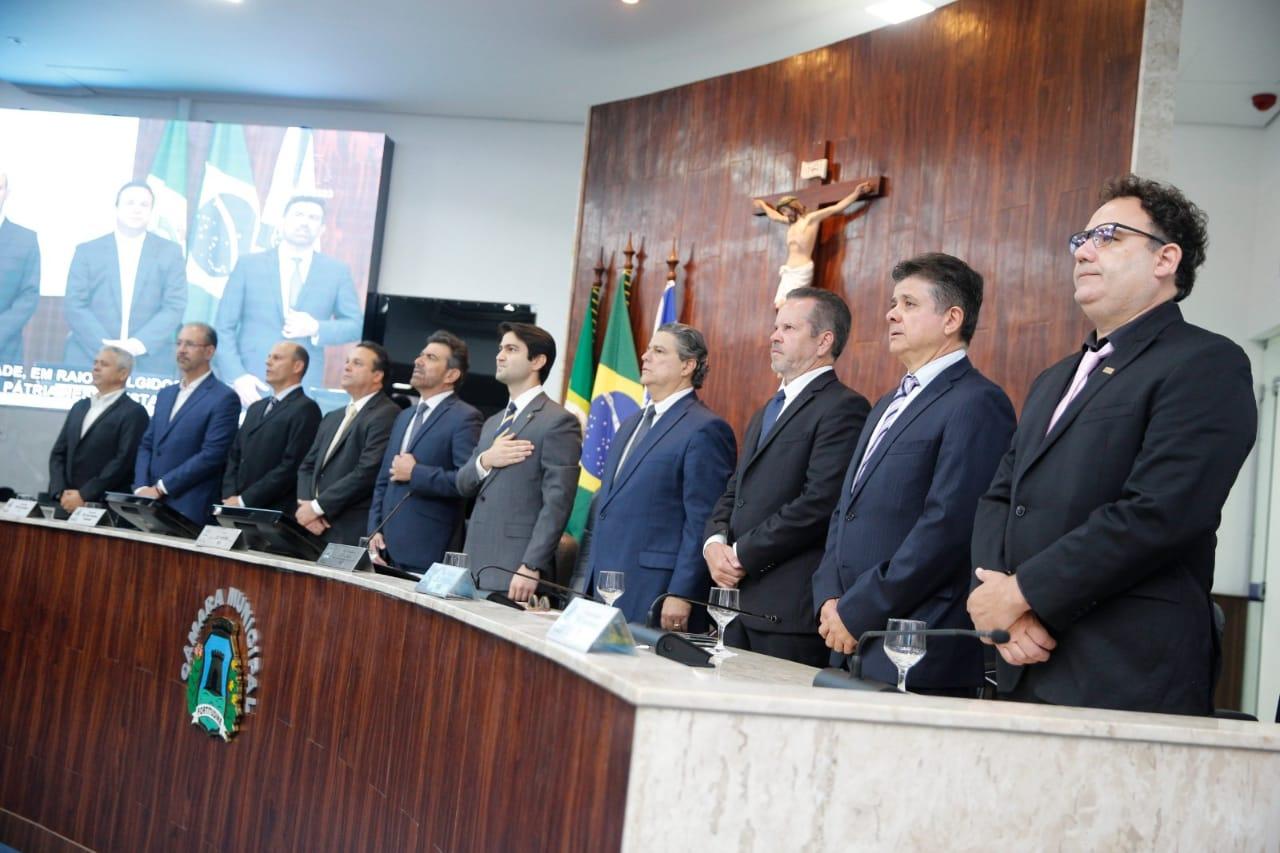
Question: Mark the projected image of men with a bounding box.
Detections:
[214,195,363,406]
[63,181,188,376]
[0,171,41,365]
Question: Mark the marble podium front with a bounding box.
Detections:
[2,515,1277,851]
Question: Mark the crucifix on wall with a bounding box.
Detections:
[752,141,884,306]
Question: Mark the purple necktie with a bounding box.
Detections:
[1046,342,1114,434]
[852,373,919,489]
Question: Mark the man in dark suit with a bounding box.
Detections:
[584,323,736,630]
[457,323,581,602]
[295,341,399,546]
[814,253,1015,693]
[221,341,322,515]
[133,323,241,525]
[64,181,187,376]
[213,196,363,406]
[968,176,1257,715]
[367,331,483,575]
[49,345,149,511]
[0,171,41,364]
[704,288,870,665]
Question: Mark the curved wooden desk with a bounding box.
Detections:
[2,517,1278,851]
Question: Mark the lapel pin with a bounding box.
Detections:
[1101,366,1115,375]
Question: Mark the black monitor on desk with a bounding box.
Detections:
[104,492,201,539]
[211,505,326,560]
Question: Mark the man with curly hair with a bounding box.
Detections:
[967,175,1257,715]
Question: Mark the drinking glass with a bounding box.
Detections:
[883,618,927,693]
[708,586,740,658]
[597,571,625,607]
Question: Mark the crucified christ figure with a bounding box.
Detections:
[754,180,876,307]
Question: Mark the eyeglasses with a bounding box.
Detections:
[1067,222,1169,255]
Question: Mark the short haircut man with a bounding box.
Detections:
[63,179,187,376]
[213,193,362,406]
[583,322,737,631]
[703,288,871,665]
[49,345,150,512]
[295,342,400,545]
[456,323,581,601]
[133,323,241,524]
[367,329,483,574]
[222,341,323,516]
[968,175,1256,714]
[814,254,1016,693]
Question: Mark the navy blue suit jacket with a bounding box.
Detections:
[368,394,483,573]
[134,374,241,525]
[213,249,362,385]
[0,218,40,364]
[813,357,1014,688]
[63,232,187,376]
[586,393,736,626]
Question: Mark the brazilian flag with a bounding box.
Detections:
[566,271,642,539]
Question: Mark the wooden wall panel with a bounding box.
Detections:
[566,0,1144,434]
[0,522,634,852]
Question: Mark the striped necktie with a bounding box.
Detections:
[852,373,919,489]
[497,401,518,435]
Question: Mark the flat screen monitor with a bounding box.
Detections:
[212,505,325,561]
[104,492,201,539]
[365,295,536,418]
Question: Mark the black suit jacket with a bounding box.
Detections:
[704,370,870,633]
[296,393,400,546]
[49,393,150,501]
[972,303,1256,714]
[222,389,323,515]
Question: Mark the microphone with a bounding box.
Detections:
[471,564,593,609]
[644,592,780,629]
[364,491,414,547]
[813,627,1009,691]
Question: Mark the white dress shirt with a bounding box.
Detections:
[278,245,314,312]
[401,389,454,453]
[81,389,126,437]
[114,231,146,340]
[614,386,694,471]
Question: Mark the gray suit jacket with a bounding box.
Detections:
[456,392,581,591]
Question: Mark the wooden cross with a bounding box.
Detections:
[751,140,885,214]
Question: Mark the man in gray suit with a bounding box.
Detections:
[457,322,581,602]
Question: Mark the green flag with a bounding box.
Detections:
[145,120,188,247]
[185,123,260,323]
[566,271,643,539]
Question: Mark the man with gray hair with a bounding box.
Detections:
[582,322,736,631]
[704,287,871,665]
[49,345,150,512]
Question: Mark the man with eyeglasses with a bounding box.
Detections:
[133,323,241,525]
[967,175,1257,715]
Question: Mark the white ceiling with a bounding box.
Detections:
[0,0,1275,127]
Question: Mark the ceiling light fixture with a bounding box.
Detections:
[866,0,933,24]
[621,0,639,5]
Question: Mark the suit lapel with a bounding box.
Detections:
[65,399,90,462]
[850,360,968,504]
[474,394,546,496]
[269,249,287,323]
[744,372,835,469]
[605,394,695,502]
[160,377,213,441]
[130,236,157,329]
[1020,311,1175,476]
[321,395,379,471]
[407,395,454,453]
[241,396,273,438]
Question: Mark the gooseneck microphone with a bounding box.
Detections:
[644,592,780,630]
[471,564,592,610]
[847,627,1010,677]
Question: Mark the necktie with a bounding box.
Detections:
[756,389,788,449]
[1046,342,1114,434]
[289,257,304,310]
[403,401,429,452]
[852,374,920,489]
[618,404,656,475]
[322,402,358,467]
[497,401,518,435]
[264,396,278,418]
